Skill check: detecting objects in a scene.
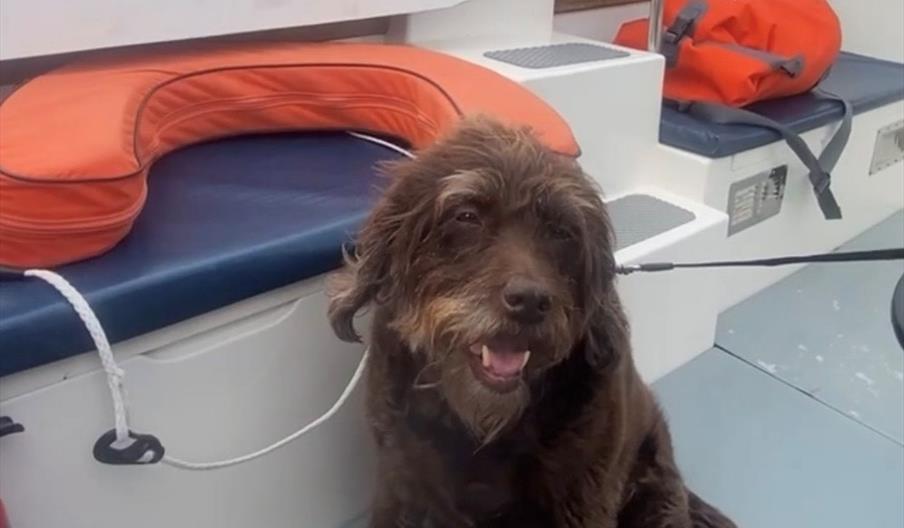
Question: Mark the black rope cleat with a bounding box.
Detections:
[93,429,165,465]
[0,416,25,438]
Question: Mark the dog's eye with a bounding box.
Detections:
[547,222,572,240]
[454,209,481,225]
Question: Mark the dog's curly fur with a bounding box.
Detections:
[327,117,736,528]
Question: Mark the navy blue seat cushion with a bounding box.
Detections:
[661,52,904,158]
[0,133,400,377]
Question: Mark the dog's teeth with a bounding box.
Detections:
[521,350,531,369]
[481,345,491,368]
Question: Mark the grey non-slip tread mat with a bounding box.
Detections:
[608,193,697,251]
[485,42,629,69]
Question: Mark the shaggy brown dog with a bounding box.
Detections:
[328,117,736,528]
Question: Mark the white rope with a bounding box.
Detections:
[346,131,416,159]
[161,347,369,470]
[25,268,369,470]
[24,270,131,445]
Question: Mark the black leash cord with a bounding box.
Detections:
[616,248,904,275]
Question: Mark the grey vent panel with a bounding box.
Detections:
[484,43,629,69]
[608,194,697,251]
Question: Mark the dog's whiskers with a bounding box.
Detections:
[413,381,441,391]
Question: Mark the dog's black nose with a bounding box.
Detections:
[502,277,551,324]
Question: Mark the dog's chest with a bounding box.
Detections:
[406,402,553,525]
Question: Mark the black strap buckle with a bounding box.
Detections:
[663,19,691,45]
[813,173,832,195]
[93,429,165,465]
[661,1,709,67]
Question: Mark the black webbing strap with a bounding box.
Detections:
[681,92,852,220]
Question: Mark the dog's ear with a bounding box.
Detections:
[326,192,402,342]
[326,255,376,343]
[326,157,434,342]
[578,203,630,368]
[582,289,630,368]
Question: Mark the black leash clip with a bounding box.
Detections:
[93,429,165,465]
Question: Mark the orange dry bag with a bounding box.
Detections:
[616,0,850,220]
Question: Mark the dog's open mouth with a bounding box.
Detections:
[468,335,531,392]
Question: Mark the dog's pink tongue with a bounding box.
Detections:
[487,351,527,376]
[483,343,530,377]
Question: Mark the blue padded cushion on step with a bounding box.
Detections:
[0,133,397,378]
[660,52,904,158]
